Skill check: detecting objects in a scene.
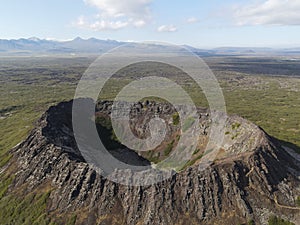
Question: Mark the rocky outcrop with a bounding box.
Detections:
[7,99,300,225]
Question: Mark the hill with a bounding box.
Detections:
[1,99,299,225]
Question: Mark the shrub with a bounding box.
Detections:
[248,219,255,225]
[164,140,175,156]
[193,148,200,155]
[296,196,300,207]
[268,215,295,225]
[172,112,180,126]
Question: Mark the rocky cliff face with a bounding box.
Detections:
[6,100,300,225]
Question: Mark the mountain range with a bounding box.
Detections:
[1,37,300,56]
[0,37,122,55]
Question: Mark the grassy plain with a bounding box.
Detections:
[0,57,92,225]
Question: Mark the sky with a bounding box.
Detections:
[1,0,300,47]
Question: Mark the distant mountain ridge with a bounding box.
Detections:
[0,37,123,55]
[0,37,300,56]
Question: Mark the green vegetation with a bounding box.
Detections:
[95,116,112,130]
[95,116,122,150]
[0,57,88,225]
[232,122,241,130]
[0,152,12,168]
[164,140,175,156]
[248,219,255,225]
[147,151,160,164]
[221,75,300,148]
[231,133,240,140]
[192,148,200,155]
[181,154,204,171]
[0,189,54,225]
[66,214,77,225]
[172,112,180,125]
[296,196,300,207]
[0,174,14,199]
[268,216,295,225]
[239,221,255,225]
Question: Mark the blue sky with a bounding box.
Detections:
[1,0,300,47]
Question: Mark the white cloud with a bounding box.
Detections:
[233,0,300,26]
[157,25,178,32]
[132,19,147,27]
[76,0,152,30]
[90,20,129,30]
[186,17,198,24]
[76,16,129,30]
